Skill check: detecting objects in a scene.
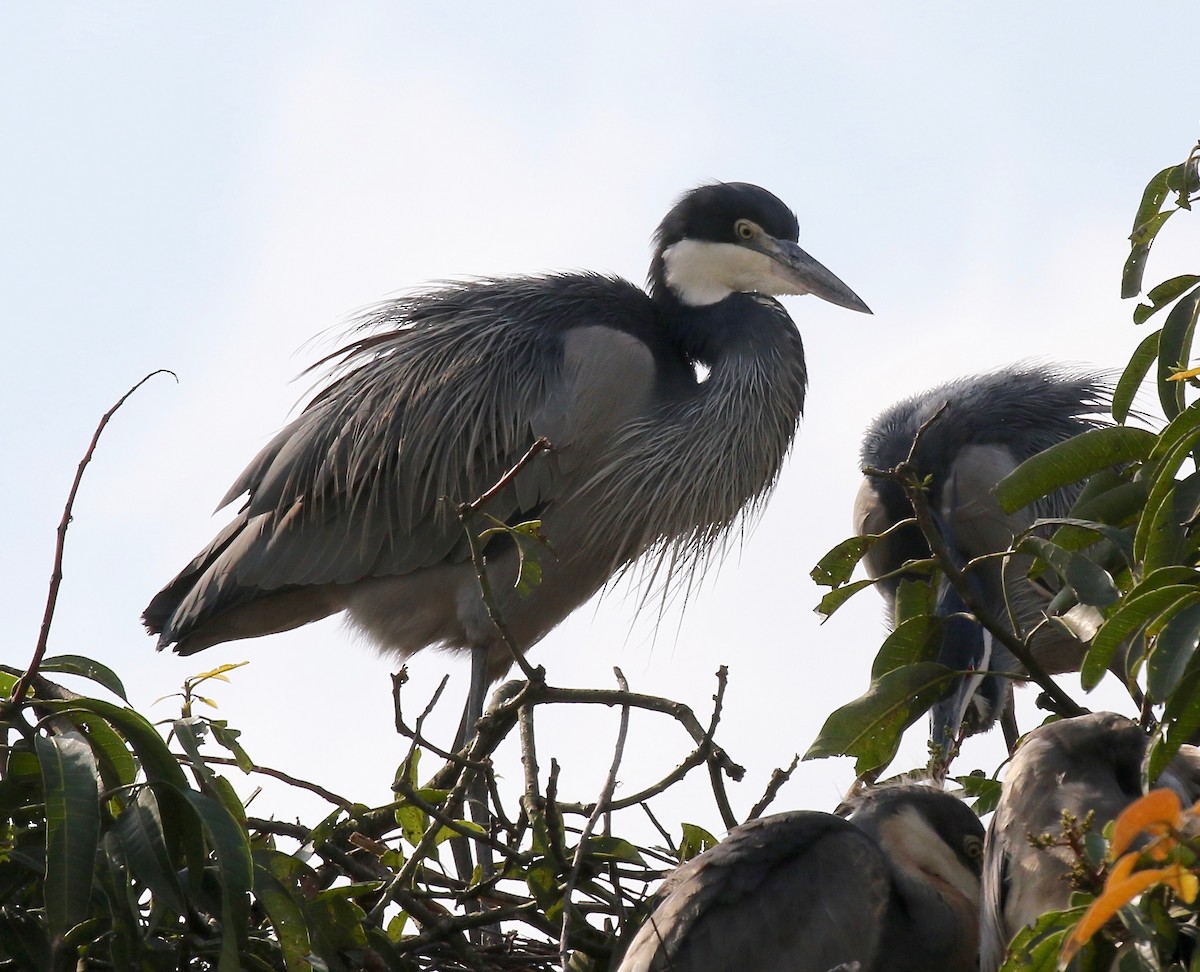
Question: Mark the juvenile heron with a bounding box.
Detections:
[980,712,1200,972]
[854,365,1110,747]
[617,785,985,972]
[144,182,870,729]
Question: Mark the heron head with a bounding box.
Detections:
[651,181,871,313]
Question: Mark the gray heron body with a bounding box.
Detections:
[617,785,984,972]
[980,712,1200,972]
[854,365,1110,747]
[144,183,869,727]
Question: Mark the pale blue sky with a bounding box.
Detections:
[4,4,1197,830]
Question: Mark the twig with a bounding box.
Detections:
[746,754,799,821]
[178,754,354,810]
[393,776,529,866]
[640,804,676,857]
[460,436,552,516]
[455,436,554,684]
[560,667,631,965]
[429,678,745,790]
[13,370,175,706]
[703,667,738,830]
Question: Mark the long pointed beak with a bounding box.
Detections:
[765,237,872,314]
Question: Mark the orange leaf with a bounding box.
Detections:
[1109,789,1182,859]
[1062,862,1200,964]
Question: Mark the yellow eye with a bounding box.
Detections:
[735,219,756,240]
[964,834,984,861]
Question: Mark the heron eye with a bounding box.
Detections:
[734,219,756,240]
[963,834,984,861]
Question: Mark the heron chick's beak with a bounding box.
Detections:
[761,237,872,314]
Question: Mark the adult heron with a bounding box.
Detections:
[854,365,1110,748]
[144,182,870,731]
[980,712,1200,972]
[617,784,985,972]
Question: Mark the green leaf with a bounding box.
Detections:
[395,803,428,847]
[1134,412,1200,565]
[810,534,876,588]
[804,662,957,775]
[112,786,188,916]
[1083,581,1200,689]
[0,910,50,971]
[208,719,253,774]
[1147,667,1200,781]
[181,789,253,970]
[581,834,646,865]
[307,887,370,957]
[678,823,718,862]
[1146,598,1200,701]
[893,577,936,625]
[1017,536,1119,607]
[870,615,942,679]
[1000,905,1091,972]
[1113,329,1160,422]
[39,655,128,701]
[814,577,879,620]
[996,427,1156,515]
[252,854,313,972]
[953,774,1002,815]
[1156,287,1200,419]
[42,698,188,788]
[61,711,138,792]
[173,717,215,785]
[1133,274,1200,325]
[1037,517,1137,570]
[36,731,100,950]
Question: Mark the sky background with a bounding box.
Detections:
[4,4,1199,841]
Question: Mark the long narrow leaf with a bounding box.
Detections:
[113,787,188,916]
[39,655,129,702]
[252,855,312,972]
[804,662,957,775]
[996,427,1156,515]
[181,790,253,971]
[1113,329,1160,422]
[1146,600,1200,701]
[1084,584,1200,689]
[1156,288,1200,419]
[42,698,187,788]
[36,731,100,951]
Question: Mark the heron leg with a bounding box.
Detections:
[1000,683,1020,752]
[448,645,499,942]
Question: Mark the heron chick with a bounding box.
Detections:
[617,784,985,972]
[981,712,1200,972]
[144,182,870,727]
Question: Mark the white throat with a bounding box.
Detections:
[662,239,799,307]
[882,807,981,905]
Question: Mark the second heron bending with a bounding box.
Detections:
[855,364,1111,747]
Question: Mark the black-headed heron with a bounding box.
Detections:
[144,182,870,732]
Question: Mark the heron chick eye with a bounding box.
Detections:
[964,834,984,861]
[734,219,757,240]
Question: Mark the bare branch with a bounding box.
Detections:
[560,667,632,964]
[14,370,176,706]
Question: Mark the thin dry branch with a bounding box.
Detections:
[560,667,631,964]
[13,370,176,706]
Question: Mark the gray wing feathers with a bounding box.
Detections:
[148,275,661,646]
